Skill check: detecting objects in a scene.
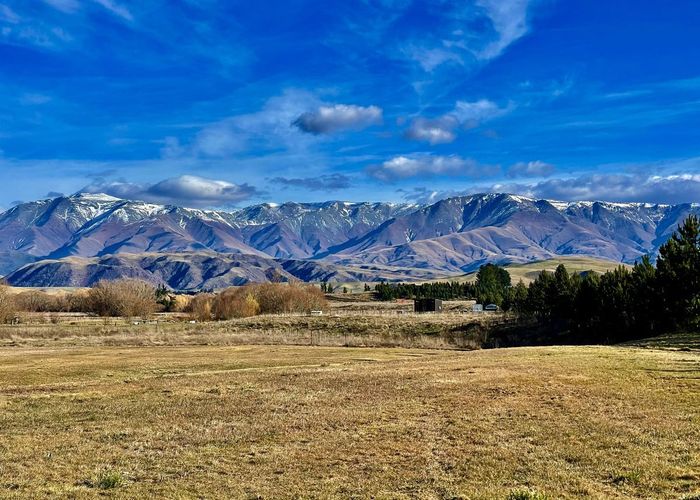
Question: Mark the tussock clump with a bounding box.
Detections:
[88,469,124,490]
[507,489,548,500]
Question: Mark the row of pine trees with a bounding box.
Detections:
[506,215,700,342]
[372,215,700,342]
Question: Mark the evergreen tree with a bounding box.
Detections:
[656,215,700,330]
[475,264,511,306]
[503,280,528,312]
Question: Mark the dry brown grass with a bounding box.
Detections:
[0,344,698,498]
[0,309,503,350]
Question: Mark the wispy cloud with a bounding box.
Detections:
[42,0,80,13]
[0,3,20,23]
[402,45,463,73]
[192,90,322,157]
[507,160,555,178]
[474,0,531,60]
[91,0,132,21]
[292,104,382,135]
[270,174,352,191]
[399,0,536,72]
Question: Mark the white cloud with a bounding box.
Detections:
[193,89,321,157]
[405,99,511,144]
[497,173,700,204]
[404,117,458,144]
[293,104,383,134]
[400,0,535,72]
[453,99,511,126]
[82,175,259,207]
[368,154,498,181]
[507,160,555,178]
[402,45,463,72]
[475,0,531,60]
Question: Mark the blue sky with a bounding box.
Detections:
[1,0,700,208]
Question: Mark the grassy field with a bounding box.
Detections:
[0,299,503,350]
[1,341,698,498]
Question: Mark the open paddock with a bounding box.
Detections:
[0,343,698,498]
[0,309,508,349]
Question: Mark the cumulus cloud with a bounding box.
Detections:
[81,175,259,207]
[405,117,458,145]
[405,99,511,144]
[368,154,498,182]
[270,174,352,191]
[507,160,555,178]
[292,104,382,134]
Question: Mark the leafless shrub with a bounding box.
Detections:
[171,295,191,313]
[212,288,260,320]
[87,279,157,318]
[187,293,214,322]
[13,291,69,312]
[186,283,326,322]
[235,283,327,315]
[66,290,91,313]
[0,285,17,323]
[261,282,326,314]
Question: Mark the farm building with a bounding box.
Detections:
[414,298,443,313]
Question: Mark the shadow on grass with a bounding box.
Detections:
[622,331,700,351]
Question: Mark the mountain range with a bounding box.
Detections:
[2,192,698,289]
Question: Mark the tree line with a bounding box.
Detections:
[373,281,476,301]
[373,216,700,343]
[503,215,700,342]
[372,263,512,304]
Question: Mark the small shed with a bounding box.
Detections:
[484,303,499,312]
[414,298,443,313]
[472,303,483,313]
